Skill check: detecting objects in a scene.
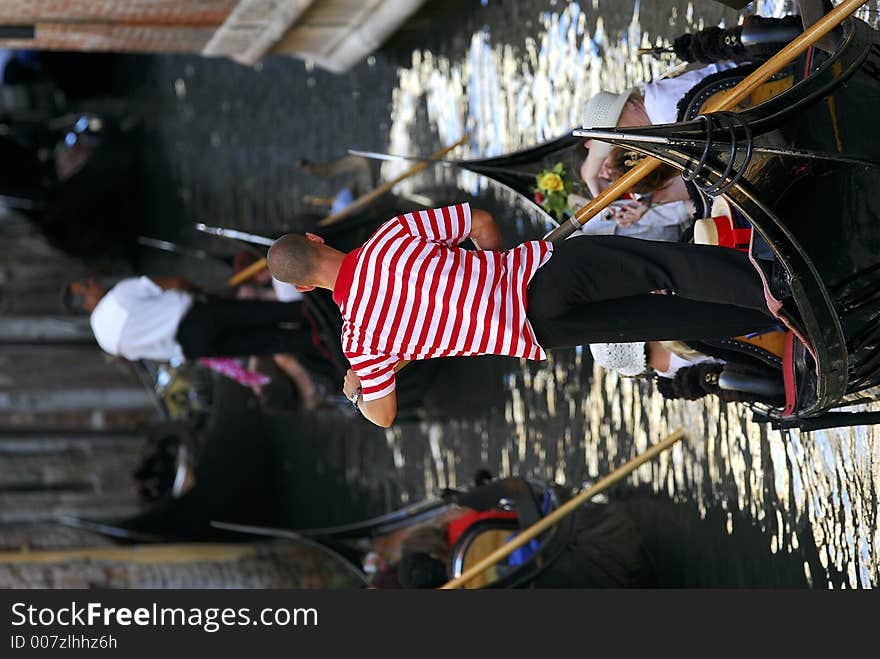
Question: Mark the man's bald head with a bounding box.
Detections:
[267,233,321,285]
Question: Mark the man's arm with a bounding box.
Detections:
[343,368,397,427]
[398,204,503,250]
[399,204,472,246]
[359,390,397,428]
[468,209,504,250]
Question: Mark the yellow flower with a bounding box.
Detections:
[537,172,564,192]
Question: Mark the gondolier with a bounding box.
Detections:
[267,203,775,427]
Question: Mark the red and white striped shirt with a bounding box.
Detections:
[332,203,552,401]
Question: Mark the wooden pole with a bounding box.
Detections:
[439,428,684,589]
[544,0,868,243]
[227,134,470,287]
[228,257,269,287]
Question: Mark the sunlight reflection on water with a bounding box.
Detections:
[382,0,878,587]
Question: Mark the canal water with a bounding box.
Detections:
[121,0,879,587]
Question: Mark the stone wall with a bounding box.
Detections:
[0,209,156,431]
[0,209,153,540]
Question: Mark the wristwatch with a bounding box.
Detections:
[349,387,362,408]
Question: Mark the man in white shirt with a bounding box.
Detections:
[64,276,323,363]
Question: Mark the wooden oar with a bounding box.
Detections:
[544,0,868,243]
[227,134,470,287]
[228,254,271,287]
[439,428,685,589]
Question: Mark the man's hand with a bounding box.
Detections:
[343,368,361,400]
[469,209,504,251]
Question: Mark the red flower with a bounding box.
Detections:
[534,191,544,204]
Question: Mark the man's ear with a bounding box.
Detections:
[304,232,325,245]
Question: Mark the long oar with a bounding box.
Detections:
[439,428,684,589]
[227,135,470,287]
[545,0,868,243]
[228,253,273,287]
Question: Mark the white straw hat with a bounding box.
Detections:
[580,89,636,196]
[590,341,648,377]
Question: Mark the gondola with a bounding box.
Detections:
[50,464,821,588]
[211,469,820,588]
[213,476,660,589]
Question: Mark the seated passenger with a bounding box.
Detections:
[590,339,784,405]
[579,62,736,197]
[297,153,374,212]
[578,13,810,221]
[578,148,694,242]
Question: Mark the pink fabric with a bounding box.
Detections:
[747,243,816,363]
[198,357,270,387]
[782,331,797,416]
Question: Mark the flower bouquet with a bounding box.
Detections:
[533,162,572,222]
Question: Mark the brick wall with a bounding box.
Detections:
[0,0,239,53]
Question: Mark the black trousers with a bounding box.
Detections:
[526,235,777,347]
[176,298,319,359]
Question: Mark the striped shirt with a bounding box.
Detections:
[332,203,553,401]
